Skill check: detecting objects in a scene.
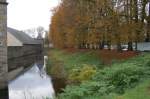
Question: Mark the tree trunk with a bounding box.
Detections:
[87,43,90,49]
[117,42,122,52]
[146,2,150,42]
[128,41,133,51]
[99,41,104,49]
[134,0,139,50]
[82,42,85,49]
[141,0,147,23]
[107,41,111,50]
[135,41,137,51]
[133,0,138,22]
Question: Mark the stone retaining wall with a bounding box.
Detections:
[0,0,7,89]
[8,44,43,71]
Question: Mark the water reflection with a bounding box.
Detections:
[9,63,55,99]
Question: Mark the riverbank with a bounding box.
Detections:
[47,49,150,99]
[47,49,102,93]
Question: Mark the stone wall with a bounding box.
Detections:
[8,44,43,71]
[0,0,7,89]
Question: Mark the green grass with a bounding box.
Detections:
[121,79,150,99]
[105,79,150,99]
[48,49,102,71]
[47,49,150,99]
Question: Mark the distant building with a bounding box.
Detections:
[137,42,150,51]
[7,27,43,71]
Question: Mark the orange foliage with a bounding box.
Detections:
[49,0,146,50]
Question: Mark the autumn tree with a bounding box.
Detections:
[49,0,147,51]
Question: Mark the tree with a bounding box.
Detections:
[23,26,45,39]
[44,31,50,47]
[146,1,150,42]
[37,26,44,39]
[49,0,146,51]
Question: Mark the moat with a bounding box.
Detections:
[9,57,55,99]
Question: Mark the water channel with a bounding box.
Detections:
[8,57,55,99]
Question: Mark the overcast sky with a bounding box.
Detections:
[7,0,60,31]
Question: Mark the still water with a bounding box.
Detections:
[8,57,55,99]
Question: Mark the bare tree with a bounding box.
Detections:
[36,26,45,39]
[23,26,45,39]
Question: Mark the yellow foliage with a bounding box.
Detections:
[68,64,96,83]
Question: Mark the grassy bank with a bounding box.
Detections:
[47,49,150,99]
[47,49,102,79]
[106,79,150,99]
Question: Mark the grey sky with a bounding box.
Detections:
[7,0,60,30]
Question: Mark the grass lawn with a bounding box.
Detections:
[48,49,138,71]
[48,49,102,71]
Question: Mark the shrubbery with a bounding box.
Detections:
[93,64,148,94]
[47,58,67,79]
[146,60,150,67]
[68,64,96,83]
[57,53,150,99]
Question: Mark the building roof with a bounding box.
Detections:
[7,27,42,45]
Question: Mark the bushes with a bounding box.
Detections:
[146,60,150,67]
[57,53,150,99]
[68,64,96,83]
[97,65,146,94]
[47,59,67,79]
[94,62,150,94]
[58,81,113,99]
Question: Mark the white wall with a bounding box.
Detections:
[7,32,23,46]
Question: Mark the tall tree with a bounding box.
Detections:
[49,0,146,50]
